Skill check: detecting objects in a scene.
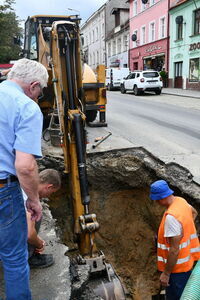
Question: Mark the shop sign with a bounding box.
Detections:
[189,42,200,51]
[145,45,162,53]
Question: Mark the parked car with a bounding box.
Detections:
[120,70,163,95]
[106,68,130,90]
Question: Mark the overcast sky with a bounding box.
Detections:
[6,0,107,24]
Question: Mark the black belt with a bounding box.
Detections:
[0,175,18,184]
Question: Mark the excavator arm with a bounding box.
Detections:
[23,14,125,299]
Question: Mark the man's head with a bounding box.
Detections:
[150,180,174,207]
[7,58,48,100]
[38,169,61,198]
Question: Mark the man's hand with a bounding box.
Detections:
[35,240,45,253]
[26,198,42,221]
[160,272,170,287]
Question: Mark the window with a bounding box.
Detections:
[96,27,99,41]
[133,30,138,48]
[30,35,37,60]
[189,58,199,81]
[149,22,155,42]
[143,71,159,78]
[194,9,200,35]
[108,43,111,57]
[123,35,128,52]
[160,17,165,38]
[102,23,104,36]
[133,0,138,16]
[177,23,183,40]
[130,73,136,79]
[92,30,95,43]
[141,2,146,11]
[117,38,121,54]
[112,40,116,56]
[93,52,95,65]
[141,26,146,45]
[175,61,182,77]
[115,12,120,27]
[96,51,99,64]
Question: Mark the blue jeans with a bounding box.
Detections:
[0,181,31,300]
[166,270,192,300]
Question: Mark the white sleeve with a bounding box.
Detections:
[21,189,28,208]
[164,214,182,237]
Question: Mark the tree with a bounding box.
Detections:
[0,0,22,63]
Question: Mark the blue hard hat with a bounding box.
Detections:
[150,180,174,200]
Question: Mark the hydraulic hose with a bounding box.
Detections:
[180,261,200,299]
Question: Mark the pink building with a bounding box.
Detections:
[129,0,170,72]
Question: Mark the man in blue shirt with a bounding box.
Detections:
[0,58,48,300]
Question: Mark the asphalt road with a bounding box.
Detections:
[104,90,200,183]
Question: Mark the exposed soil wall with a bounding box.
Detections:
[40,147,200,299]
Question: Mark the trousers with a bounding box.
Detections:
[0,181,31,300]
[166,270,192,300]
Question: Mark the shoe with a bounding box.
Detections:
[28,252,54,269]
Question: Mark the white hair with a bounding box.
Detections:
[7,58,48,88]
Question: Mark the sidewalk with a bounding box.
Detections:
[162,87,200,99]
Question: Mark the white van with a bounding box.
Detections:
[106,68,130,90]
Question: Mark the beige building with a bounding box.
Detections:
[81,4,106,70]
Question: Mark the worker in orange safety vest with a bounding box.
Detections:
[150,180,200,300]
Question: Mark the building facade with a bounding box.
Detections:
[129,0,169,72]
[81,5,106,70]
[105,0,130,68]
[169,0,200,90]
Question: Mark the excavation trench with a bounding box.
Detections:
[40,147,200,299]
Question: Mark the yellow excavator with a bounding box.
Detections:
[22,15,125,299]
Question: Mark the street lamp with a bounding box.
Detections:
[67,8,80,16]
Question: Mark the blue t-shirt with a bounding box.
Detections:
[0,80,43,179]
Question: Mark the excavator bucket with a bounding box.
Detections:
[89,264,126,300]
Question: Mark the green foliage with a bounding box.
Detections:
[160,70,168,79]
[0,0,22,63]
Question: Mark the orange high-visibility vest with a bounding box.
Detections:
[157,197,200,273]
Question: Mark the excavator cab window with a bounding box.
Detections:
[24,18,38,60]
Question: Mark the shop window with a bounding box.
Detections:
[177,23,183,40]
[194,9,200,35]
[189,58,199,81]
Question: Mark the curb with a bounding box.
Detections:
[162,91,200,100]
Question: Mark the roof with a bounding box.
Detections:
[170,0,191,10]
